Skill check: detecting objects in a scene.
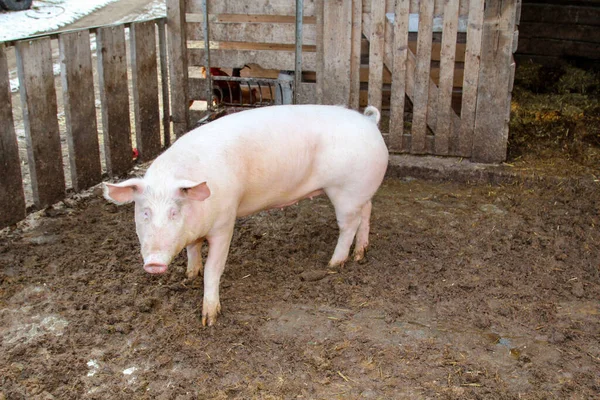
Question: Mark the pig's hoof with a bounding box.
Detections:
[328,258,347,268]
[353,247,367,262]
[202,301,221,327]
[186,271,199,280]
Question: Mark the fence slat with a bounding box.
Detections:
[410,0,434,153]
[458,0,484,156]
[130,21,161,162]
[368,0,385,112]
[167,0,190,136]
[16,38,65,208]
[186,21,317,45]
[320,0,352,105]
[96,25,133,177]
[59,30,102,191]
[349,0,362,109]
[434,0,459,155]
[187,0,316,16]
[389,0,410,151]
[472,0,518,163]
[0,44,26,227]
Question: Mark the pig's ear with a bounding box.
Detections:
[103,178,145,204]
[177,180,211,202]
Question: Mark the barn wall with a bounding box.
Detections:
[516,0,600,67]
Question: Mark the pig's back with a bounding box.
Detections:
[148,105,387,211]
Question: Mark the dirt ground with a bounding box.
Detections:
[1,166,599,398]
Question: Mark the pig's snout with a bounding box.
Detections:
[143,254,170,274]
[144,263,168,274]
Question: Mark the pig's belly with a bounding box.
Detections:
[236,188,325,217]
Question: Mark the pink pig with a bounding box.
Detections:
[104,104,388,325]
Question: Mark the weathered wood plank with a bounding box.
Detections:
[59,30,102,191]
[16,38,65,208]
[349,0,363,109]
[520,3,600,26]
[368,0,386,112]
[0,44,26,227]
[315,0,324,102]
[130,21,161,162]
[189,48,319,72]
[319,0,353,105]
[186,21,317,45]
[96,25,133,177]
[389,0,410,152]
[472,0,518,163]
[187,0,317,16]
[186,14,318,24]
[458,0,484,157]
[410,0,434,154]
[167,0,190,137]
[434,0,460,155]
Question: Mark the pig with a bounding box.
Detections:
[103,104,388,326]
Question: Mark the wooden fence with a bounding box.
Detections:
[517,0,600,67]
[168,0,520,162]
[0,18,170,229]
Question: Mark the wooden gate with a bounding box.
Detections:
[168,0,520,163]
[0,18,170,229]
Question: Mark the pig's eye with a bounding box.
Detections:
[169,207,179,220]
[142,208,151,221]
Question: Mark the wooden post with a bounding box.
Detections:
[16,38,65,208]
[434,0,459,155]
[349,0,362,110]
[167,0,190,137]
[59,30,102,192]
[368,0,386,112]
[0,44,26,227]
[389,0,410,152]
[96,25,133,177]
[472,0,519,163]
[130,21,161,162]
[319,0,353,106]
[410,0,434,154]
[458,0,485,157]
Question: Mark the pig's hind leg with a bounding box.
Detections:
[353,200,372,261]
[326,189,366,267]
[186,239,204,280]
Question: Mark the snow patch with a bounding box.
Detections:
[0,0,121,42]
[87,359,100,377]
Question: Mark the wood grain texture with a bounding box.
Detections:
[389,0,409,151]
[472,0,518,163]
[59,30,102,191]
[187,0,317,16]
[167,0,190,137]
[130,21,161,162]
[349,0,363,109]
[458,0,484,157]
[0,44,26,227]
[186,21,317,45]
[96,25,133,177]
[368,0,386,112]
[319,0,353,105]
[410,0,434,154]
[435,0,460,155]
[16,38,65,208]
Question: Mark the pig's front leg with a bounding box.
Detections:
[202,223,235,326]
[186,239,204,280]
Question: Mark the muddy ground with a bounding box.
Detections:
[1,169,599,398]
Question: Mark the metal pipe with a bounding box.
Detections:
[201,0,213,110]
[294,0,303,104]
[157,19,171,147]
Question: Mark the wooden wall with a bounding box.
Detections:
[517,0,600,67]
